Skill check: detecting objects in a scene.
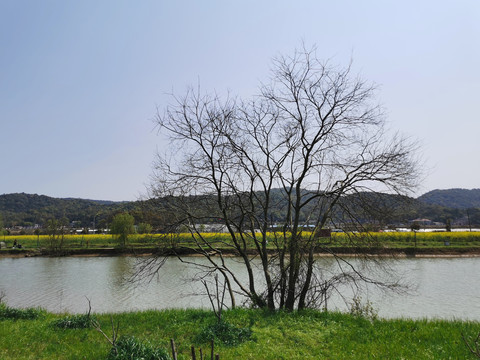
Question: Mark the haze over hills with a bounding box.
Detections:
[1,189,479,229]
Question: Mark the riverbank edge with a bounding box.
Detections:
[2,246,480,258]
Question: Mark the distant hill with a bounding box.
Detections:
[2,189,480,229]
[0,193,117,211]
[417,189,480,209]
[0,193,131,228]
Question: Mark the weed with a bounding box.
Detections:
[107,335,171,360]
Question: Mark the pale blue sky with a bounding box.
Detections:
[1,1,479,201]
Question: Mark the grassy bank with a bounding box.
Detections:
[0,306,479,359]
[2,231,480,257]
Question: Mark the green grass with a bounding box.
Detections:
[0,303,46,320]
[0,307,479,359]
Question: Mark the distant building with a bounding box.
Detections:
[410,218,444,226]
[195,224,229,233]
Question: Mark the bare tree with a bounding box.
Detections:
[148,46,419,311]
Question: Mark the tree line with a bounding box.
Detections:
[1,189,480,232]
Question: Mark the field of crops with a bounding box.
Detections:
[1,231,480,251]
[370,231,480,248]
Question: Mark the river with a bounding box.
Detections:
[1,256,479,320]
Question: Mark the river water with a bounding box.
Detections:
[1,256,479,320]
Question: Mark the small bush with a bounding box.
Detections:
[196,320,253,346]
[52,313,96,329]
[349,296,378,321]
[0,303,45,320]
[108,336,171,360]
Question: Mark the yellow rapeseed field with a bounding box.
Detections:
[2,231,479,250]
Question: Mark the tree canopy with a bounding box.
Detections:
[110,212,135,246]
[148,46,421,311]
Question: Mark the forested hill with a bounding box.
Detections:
[0,193,117,211]
[418,189,480,209]
[0,193,131,228]
[2,189,480,229]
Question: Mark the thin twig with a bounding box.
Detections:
[462,331,480,358]
[170,338,178,360]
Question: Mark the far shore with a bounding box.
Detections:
[2,246,480,258]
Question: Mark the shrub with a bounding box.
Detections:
[0,303,45,320]
[52,313,96,329]
[349,296,378,321]
[195,320,253,346]
[108,336,171,360]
